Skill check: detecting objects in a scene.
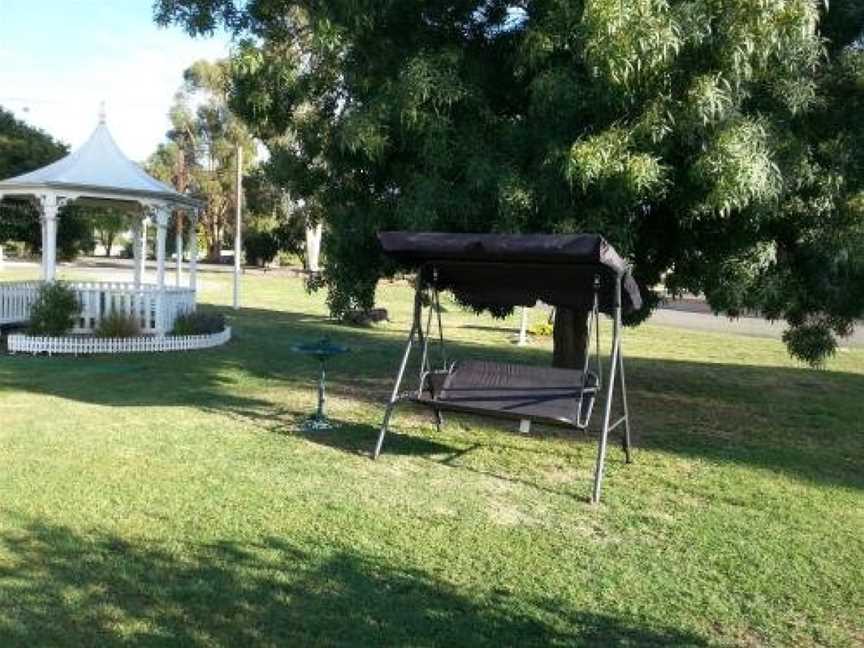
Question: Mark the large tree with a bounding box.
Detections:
[156,1,864,366]
[148,63,256,261]
[243,164,312,267]
[89,208,126,257]
[0,107,67,180]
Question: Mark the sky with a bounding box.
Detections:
[0,0,231,161]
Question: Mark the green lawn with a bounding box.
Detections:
[0,267,862,647]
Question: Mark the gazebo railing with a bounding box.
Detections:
[0,281,42,325]
[0,281,196,335]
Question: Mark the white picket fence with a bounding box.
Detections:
[0,281,196,334]
[8,327,231,355]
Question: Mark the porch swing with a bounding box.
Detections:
[372,231,643,504]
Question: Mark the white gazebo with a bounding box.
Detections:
[0,112,202,336]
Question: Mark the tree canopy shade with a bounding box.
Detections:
[155,0,864,364]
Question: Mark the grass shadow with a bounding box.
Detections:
[0,514,709,646]
[295,421,458,457]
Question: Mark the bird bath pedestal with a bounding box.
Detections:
[292,337,350,430]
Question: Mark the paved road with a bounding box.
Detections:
[650,299,864,348]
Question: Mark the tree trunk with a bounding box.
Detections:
[552,306,590,369]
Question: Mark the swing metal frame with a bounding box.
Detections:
[373,266,633,504]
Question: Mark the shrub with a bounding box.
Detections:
[528,321,554,337]
[172,311,226,336]
[95,311,141,338]
[28,283,79,336]
[244,229,280,267]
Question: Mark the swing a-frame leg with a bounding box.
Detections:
[590,277,633,504]
[374,277,426,460]
[375,274,448,459]
[374,318,416,459]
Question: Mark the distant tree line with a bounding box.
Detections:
[146,60,314,268]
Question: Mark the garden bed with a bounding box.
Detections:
[7,327,231,355]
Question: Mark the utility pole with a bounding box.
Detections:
[233,145,243,311]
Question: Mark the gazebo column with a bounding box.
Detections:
[152,206,169,336]
[133,216,149,287]
[39,194,62,282]
[175,211,183,287]
[155,207,168,289]
[188,210,199,292]
[39,217,47,279]
[132,217,143,287]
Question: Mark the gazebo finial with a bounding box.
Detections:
[98,101,106,125]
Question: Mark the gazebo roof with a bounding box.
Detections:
[0,117,200,208]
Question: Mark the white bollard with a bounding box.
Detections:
[518,306,529,346]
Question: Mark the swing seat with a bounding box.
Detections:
[413,360,598,428]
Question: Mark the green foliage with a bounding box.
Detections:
[0,106,67,180]
[146,62,255,261]
[691,119,781,217]
[27,283,79,337]
[243,164,311,267]
[94,311,141,339]
[243,228,279,267]
[782,321,838,367]
[0,106,67,246]
[1,201,95,261]
[172,311,226,335]
[155,0,864,365]
[56,207,96,261]
[528,321,554,337]
[90,209,127,257]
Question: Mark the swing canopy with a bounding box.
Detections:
[378,231,642,314]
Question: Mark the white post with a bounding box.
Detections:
[175,211,183,287]
[152,207,169,336]
[518,306,530,346]
[189,210,198,292]
[132,217,143,287]
[40,194,61,282]
[135,216,149,285]
[305,222,323,272]
[233,145,243,311]
[155,207,168,290]
[39,217,47,279]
